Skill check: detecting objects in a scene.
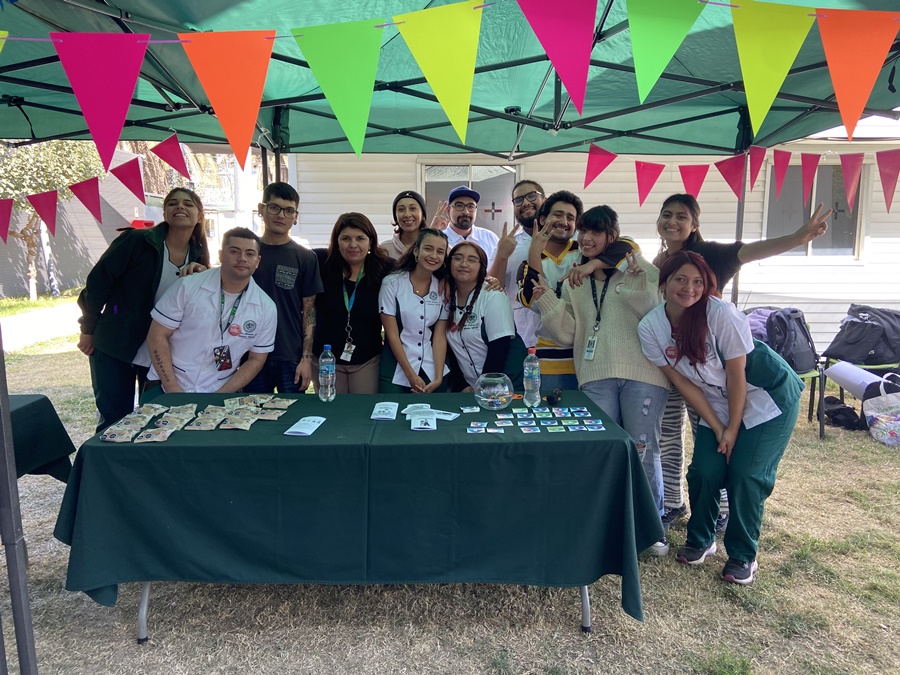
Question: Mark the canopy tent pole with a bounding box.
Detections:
[261,146,270,188]
[730,107,753,306]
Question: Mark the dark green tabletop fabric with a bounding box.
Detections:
[54,392,663,620]
[9,394,74,482]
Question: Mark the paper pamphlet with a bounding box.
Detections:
[284,416,326,436]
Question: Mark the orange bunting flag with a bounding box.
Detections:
[26,190,59,236]
[678,165,710,198]
[584,145,617,188]
[635,161,666,206]
[748,146,766,191]
[773,149,791,201]
[800,153,821,207]
[180,31,276,169]
[875,147,900,213]
[110,158,146,203]
[150,134,191,179]
[715,155,746,200]
[70,176,103,223]
[818,9,900,142]
[0,199,12,244]
[839,153,864,212]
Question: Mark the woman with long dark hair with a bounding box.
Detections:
[77,187,211,431]
[638,251,803,585]
[313,212,394,394]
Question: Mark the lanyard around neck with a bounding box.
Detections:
[342,267,365,313]
[589,273,612,332]
[219,288,244,339]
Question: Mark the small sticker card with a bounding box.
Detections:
[495,420,513,427]
[496,413,514,419]
[568,426,587,432]
[521,426,540,433]
[517,420,536,427]
[562,419,580,426]
[467,427,485,434]
[554,411,572,418]
[534,412,552,418]
[583,419,604,425]
[573,411,590,417]
[486,427,504,434]
[585,425,606,431]
[410,409,437,431]
[551,407,569,413]
[540,419,558,426]
[284,416,325,436]
[516,413,534,419]
[532,407,549,413]
[511,407,529,414]
[371,402,399,420]
[571,406,588,412]
[546,426,567,433]
[470,421,487,428]
[460,405,479,413]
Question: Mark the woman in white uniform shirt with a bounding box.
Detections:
[379,228,450,393]
[445,242,525,391]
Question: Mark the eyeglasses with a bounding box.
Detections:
[451,254,481,265]
[512,190,542,206]
[264,203,298,217]
[451,202,478,212]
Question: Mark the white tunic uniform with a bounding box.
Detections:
[503,230,540,348]
[445,225,500,268]
[148,268,277,393]
[446,289,517,389]
[379,271,450,387]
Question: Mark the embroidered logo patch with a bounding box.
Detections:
[243,320,257,333]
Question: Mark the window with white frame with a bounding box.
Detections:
[422,165,517,235]
[764,163,863,256]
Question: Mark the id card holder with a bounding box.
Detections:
[340,341,355,362]
[213,344,233,371]
[583,335,597,361]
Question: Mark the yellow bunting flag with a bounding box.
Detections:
[732,0,814,135]
[0,30,8,58]
[293,19,385,157]
[393,0,484,144]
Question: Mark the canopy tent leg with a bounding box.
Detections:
[579,585,591,633]
[137,582,152,645]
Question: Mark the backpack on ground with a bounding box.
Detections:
[766,307,818,374]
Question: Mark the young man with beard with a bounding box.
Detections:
[244,182,323,394]
[440,185,500,267]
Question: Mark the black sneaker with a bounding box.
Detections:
[721,558,758,585]
[675,542,717,566]
[662,504,688,530]
[715,512,729,534]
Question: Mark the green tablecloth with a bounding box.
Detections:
[54,392,663,620]
[9,394,74,482]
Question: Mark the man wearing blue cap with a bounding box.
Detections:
[441,185,500,266]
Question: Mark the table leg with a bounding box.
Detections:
[579,586,591,633]
[137,582,151,644]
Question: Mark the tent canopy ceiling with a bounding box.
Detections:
[2,0,899,158]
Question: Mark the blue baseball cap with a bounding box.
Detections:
[448,185,480,203]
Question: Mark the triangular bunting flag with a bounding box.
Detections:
[293,20,384,157]
[180,30,275,169]
[876,147,900,213]
[839,153,864,212]
[26,190,59,236]
[0,31,8,58]
[800,153,821,207]
[731,0,814,134]
[150,134,191,179]
[584,144,617,188]
[748,146,766,191]
[516,0,598,114]
[394,1,483,144]
[70,176,103,223]
[0,199,12,244]
[635,161,666,206]
[51,33,149,172]
[715,155,746,200]
[110,158,146,203]
[627,0,705,103]
[678,165,710,198]
[773,149,791,200]
[818,9,900,141]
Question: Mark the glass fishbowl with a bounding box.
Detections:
[474,373,514,410]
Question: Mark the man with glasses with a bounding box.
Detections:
[442,185,499,266]
[245,182,323,394]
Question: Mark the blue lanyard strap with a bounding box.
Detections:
[342,268,365,313]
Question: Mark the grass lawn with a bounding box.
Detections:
[1,335,898,674]
[0,288,83,319]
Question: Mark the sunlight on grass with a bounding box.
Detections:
[0,288,82,318]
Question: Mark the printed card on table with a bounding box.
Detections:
[371,402,399,420]
[410,409,437,430]
[284,416,326,436]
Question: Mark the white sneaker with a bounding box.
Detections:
[648,536,670,556]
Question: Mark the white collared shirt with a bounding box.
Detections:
[445,225,500,267]
[446,288,517,388]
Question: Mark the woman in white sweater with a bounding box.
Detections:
[533,205,669,553]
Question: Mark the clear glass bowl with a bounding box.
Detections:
[474,373,514,410]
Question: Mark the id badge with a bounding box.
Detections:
[583,335,597,361]
[340,341,355,362]
[213,344,233,371]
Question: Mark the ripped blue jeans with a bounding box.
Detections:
[581,378,667,516]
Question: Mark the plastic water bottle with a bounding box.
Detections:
[523,348,541,407]
[318,345,336,402]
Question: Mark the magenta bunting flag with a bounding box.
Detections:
[51,33,149,172]
[773,149,791,200]
[839,153,864,212]
[635,161,666,206]
[150,134,191,179]
[516,0,598,114]
[26,190,59,236]
[584,144,617,188]
[678,165,709,198]
[714,155,746,200]
[800,153,821,207]
[0,199,12,244]
[110,158,146,203]
[875,147,900,213]
[69,176,103,223]
[748,146,766,191]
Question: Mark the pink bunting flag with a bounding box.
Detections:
[26,190,59,236]
[51,33,149,172]
[839,153,864,212]
[714,155,746,200]
[0,199,12,244]
[110,158,146,203]
[69,176,103,223]
[773,149,791,201]
[584,144,617,188]
[748,146,766,191]
[800,153,821,207]
[635,161,666,206]
[876,147,900,213]
[150,134,191,179]
[517,0,598,114]
[678,165,709,198]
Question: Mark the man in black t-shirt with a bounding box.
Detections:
[244,182,323,393]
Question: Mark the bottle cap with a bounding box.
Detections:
[324,344,331,351]
[528,348,536,354]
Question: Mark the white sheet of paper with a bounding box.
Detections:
[371,402,399,420]
[401,403,431,415]
[284,416,326,436]
[410,409,438,431]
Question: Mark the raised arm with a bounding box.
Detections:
[738,203,832,264]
